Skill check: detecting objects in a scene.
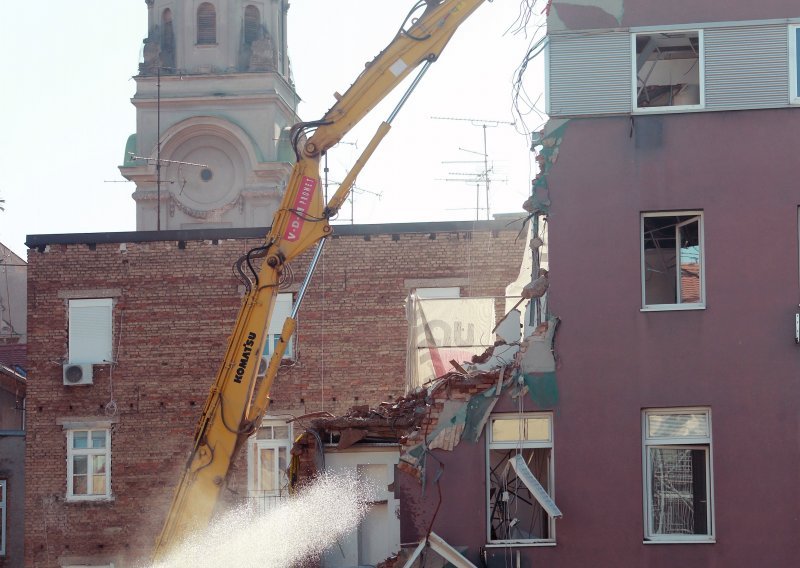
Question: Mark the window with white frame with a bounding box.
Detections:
[643,408,713,542]
[0,479,6,556]
[414,287,461,299]
[634,31,704,111]
[247,419,292,513]
[487,414,560,544]
[67,429,111,501]
[263,293,295,362]
[790,25,800,104]
[68,299,113,364]
[641,212,704,310]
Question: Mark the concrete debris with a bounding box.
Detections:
[522,268,549,299]
[518,317,558,374]
[465,343,520,373]
[290,288,559,494]
[494,308,522,343]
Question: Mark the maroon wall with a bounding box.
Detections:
[552,0,800,29]
[542,109,800,566]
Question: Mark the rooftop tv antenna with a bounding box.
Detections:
[432,116,514,220]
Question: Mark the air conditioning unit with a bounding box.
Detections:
[63,363,93,386]
[257,356,269,377]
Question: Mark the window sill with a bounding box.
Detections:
[641,304,706,312]
[485,541,556,548]
[633,104,705,114]
[644,538,715,544]
[65,495,114,504]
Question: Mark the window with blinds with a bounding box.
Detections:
[68,299,112,364]
[643,408,714,542]
[197,3,217,45]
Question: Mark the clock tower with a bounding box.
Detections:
[120,0,297,230]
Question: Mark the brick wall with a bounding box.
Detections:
[23,222,525,567]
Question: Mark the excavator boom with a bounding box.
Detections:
[152,1,489,560]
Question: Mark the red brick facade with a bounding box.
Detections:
[23,221,524,567]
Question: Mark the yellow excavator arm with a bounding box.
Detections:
[152,0,489,559]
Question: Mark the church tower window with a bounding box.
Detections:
[161,9,175,69]
[244,5,261,44]
[197,3,217,45]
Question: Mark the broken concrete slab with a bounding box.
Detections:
[518,317,558,373]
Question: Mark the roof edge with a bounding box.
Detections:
[26,217,527,249]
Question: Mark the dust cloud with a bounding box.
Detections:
[149,473,373,568]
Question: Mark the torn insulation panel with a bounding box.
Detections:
[401,532,478,568]
[510,454,563,518]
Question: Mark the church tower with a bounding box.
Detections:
[120,0,297,230]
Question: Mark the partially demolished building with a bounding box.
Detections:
[288,1,800,567]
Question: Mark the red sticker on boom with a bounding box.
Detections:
[283,176,317,242]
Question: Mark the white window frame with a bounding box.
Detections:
[414,287,461,299]
[264,293,295,360]
[642,408,714,543]
[0,479,6,556]
[641,211,706,311]
[68,298,113,364]
[790,25,800,104]
[485,413,557,546]
[247,419,292,509]
[632,29,705,114]
[66,429,112,502]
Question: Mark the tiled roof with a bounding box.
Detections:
[0,343,27,370]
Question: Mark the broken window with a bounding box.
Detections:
[791,26,800,104]
[197,2,217,45]
[643,408,714,542]
[487,414,559,544]
[641,212,704,309]
[247,419,292,512]
[634,31,703,110]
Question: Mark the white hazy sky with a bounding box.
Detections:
[0,1,546,258]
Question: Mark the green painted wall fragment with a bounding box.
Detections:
[463,388,499,443]
[522,371,559,408]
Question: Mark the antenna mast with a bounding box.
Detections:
[432,116,514,220]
